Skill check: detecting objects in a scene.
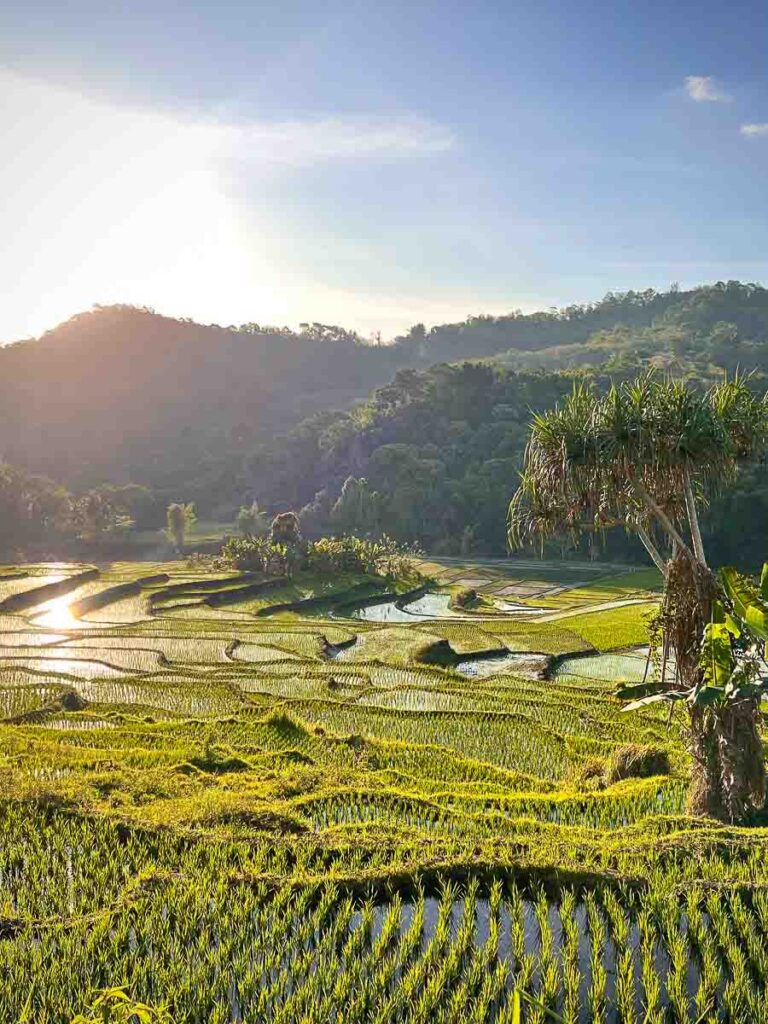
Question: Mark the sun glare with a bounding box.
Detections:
[32,595,84,630]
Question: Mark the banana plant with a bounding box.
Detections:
[618,562,768,712]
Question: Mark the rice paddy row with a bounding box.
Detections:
[1,559,766,1021]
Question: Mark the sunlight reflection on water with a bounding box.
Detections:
[31,595,85,630]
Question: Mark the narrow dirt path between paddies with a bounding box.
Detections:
[536,596,653,622]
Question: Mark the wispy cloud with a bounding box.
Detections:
[240,117,456,166]
[0,71,458,340]
[740,123,768,137]
[684,75,729,102]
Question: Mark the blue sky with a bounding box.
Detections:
[1,0,767,339]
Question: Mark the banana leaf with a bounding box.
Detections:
[692,685,726,706]
[700,620,735,689]
[721,566,768,641]
[615,680,665,700]
[622,691,687,712]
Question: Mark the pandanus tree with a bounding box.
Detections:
[508,373,768,822]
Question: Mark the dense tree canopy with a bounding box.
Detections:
[5,281,768,565]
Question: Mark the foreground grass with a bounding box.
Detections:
[556,601,659,650]
[0,559,764,1022]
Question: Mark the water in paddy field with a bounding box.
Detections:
[454,651,548,678]
[338,890,703,1024]
[348,590,541,622]
[349,592,461,622]
[555,646,677,684]
[492,599,549,615]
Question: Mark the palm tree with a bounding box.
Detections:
[508,373,768,822]
[165,502,196,553]
[237,501,269,539]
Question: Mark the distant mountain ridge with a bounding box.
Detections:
[3,281,768,500]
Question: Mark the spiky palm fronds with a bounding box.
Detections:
[508,373,768,562]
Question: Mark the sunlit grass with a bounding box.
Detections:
[0,558,762,1021]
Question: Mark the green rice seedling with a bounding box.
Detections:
[533,886,560,1015]
[558,890,580,1024]
[729,891,768,985]
[664,917,690,1024]
[557,602,658,650]
[601,889,635,1024]
[584,892,607,1024]
[638,907,664,1022]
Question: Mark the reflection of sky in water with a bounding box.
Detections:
[555,648,674,683]
[352,592,464,622]
[351,591,546,622]
[492,600,546,615]
[455,652,544,678]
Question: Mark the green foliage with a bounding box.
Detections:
[508,373,768,556]
[164,503,196,552]
[236,500,269,539]
[0,463,147,555]
[221,532,420,584]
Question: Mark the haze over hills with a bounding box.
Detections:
[4,280,768,563]
[5,281,768,480]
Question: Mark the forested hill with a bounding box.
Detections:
[0,305,400,488]
[5,281,768,492]
[246,359,768,567]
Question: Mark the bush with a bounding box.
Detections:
[222,531,421,582]
[220,536,293,575]
[571,757,608,791]
[306,534,414,577]
[451,588,478,609]
[606,743,670,784]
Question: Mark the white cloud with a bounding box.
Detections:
[0,71,456,341]
[240,117,455,166]
[684,75,728,102]
[741,123,768,137]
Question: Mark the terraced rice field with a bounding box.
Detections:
[1,559,767,1022]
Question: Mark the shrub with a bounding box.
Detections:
[222,531,421,582]
[606,743,670,784]
[571,757,608,791]
[306,534,419,578]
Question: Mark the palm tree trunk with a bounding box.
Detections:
[687,700,766,821]
[631,479,695,563]
[636,524,667,576]
[684,468,707,567]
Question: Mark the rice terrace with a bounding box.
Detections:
[2,517,768,1022]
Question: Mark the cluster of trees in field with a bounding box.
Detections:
[222,516,418,582]
[0,463,170,556]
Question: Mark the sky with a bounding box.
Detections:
[1,0,767,341]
